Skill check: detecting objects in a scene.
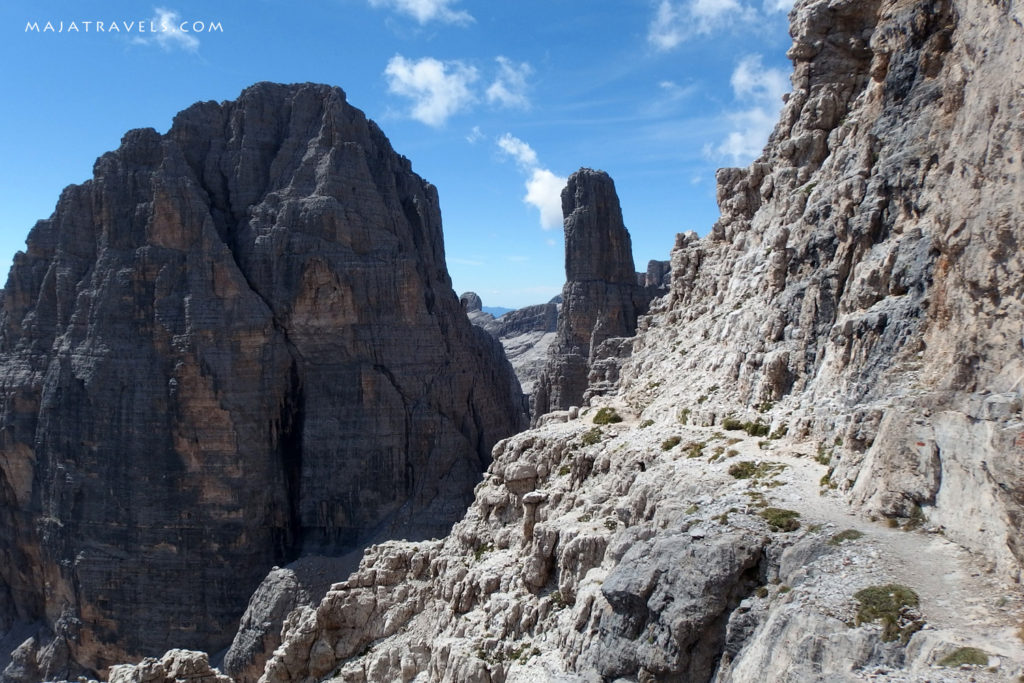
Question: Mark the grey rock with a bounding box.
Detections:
[533,169,658,420]
[0,82,526,677]
[587,532,766,681]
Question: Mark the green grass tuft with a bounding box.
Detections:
[593,407,622,425]
[938,647,988,668]
[759,507,800,532]
[853,584,920,643]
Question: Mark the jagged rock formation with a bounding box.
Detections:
[245,0,1024,680]
[0,82,526,681]
[460,293,559,400]
[532,170,661,420]
[256,407,1024,682]
[620,0,1024,580]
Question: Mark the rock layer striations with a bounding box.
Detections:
[533,169,651,419]
[0,82,525,679]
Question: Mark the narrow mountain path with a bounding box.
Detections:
[733,432,1024,675]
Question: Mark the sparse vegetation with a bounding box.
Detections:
[853,584,920,643]
[639,419,655,428]
[829,529,864,545]
[778,584,791,594]
[755,586,769,599]
[938,647,989,668]
[661,436,682,451]
[746,490,768,508]
[759,507,800,532]
[473,542,494,561]
[593,407,622,425]
[686,442,706,459]
[728,460,786,481]
[770,423,789,440]
[722,416,745,431]
[678,408,691,425]
[727,448,740,458]
[685,504,699,514]
[581,428,602,446]
[697,394,708,404]
[559,464,571,476]
[604,518,618,531]
[722,416,770,436]
[757,400,774,413]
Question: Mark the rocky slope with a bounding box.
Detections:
[620,0,1024,580]
[239,0,1024,680]
[0,82,526,681]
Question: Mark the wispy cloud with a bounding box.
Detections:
[466,125,484,143]
[497,133,538,168]
[762,0,795,12]
[368,0,473,25]
[384,56,532,126]
[486,57,532,109]
[449,256,485,267]
[708,54,790,164]
[497,134,566,230]
[133,8,199,52]
[384,55,478,126]
[648,0,760,51]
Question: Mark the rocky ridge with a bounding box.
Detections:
[240,0,1024,680]
[618,0,1024,580]
[0,83,526,681]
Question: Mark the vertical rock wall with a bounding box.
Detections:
[0,82,526,678]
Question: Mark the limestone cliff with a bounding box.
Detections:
[244,0,1024,681]
[621,0,1024,579]
[0,82,526,680]
[532,170,653,419]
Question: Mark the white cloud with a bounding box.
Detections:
[648,1,684,50]
[763,0,795,12]
[730,53,790,101]
[497,133,539,168]
[525,169,567,230]
[134,8,199,52]
[368,0,473,25]
[497,134,566,231]
[384,55,478,127]
[466,125,484,144]
[711,54,790,164]
[486,57,532,109]
[648,0,759,50]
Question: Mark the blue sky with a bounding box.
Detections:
[0,0,794,309]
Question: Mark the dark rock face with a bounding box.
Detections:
[533,169,656,418]
[0,82,526,678]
